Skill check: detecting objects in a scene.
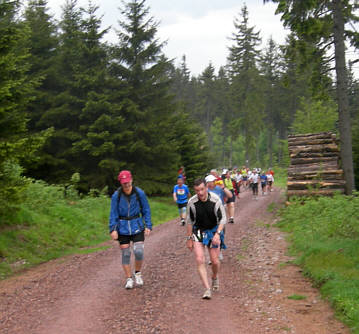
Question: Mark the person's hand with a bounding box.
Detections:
[145,228,151,236]
[110,230,118,240]
[186,239,193,251]
[212,233,220,246]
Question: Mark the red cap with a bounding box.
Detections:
[118,170,132,184]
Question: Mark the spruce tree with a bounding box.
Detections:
[0,1,39,217]
[110,0,179,194]
[264,0,358,194]
[227,4,264,166]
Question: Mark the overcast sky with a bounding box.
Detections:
[44,0,358,77]
[45,0,289,76]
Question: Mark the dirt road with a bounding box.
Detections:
[0,188,349,334]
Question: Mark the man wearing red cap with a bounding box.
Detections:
[109,170,152,289]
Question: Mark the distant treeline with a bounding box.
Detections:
[1,0,358,216]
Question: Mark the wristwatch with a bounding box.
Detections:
[216,231,221,236]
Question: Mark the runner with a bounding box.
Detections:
[205,174,232,262]
[224,170,236,223]
[178,166,187,183]
[248,169,259,200]
[210,169,225,188]
[173,175,191,226]
[186,178,226,299]
[241,166,248,189]
[266,170,274,192]
[234,169,243,195]
[109,170,152,289]
[260,172,267,195]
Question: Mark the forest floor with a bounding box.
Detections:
[0,187,350,334]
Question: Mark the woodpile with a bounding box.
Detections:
[287,132,345,197]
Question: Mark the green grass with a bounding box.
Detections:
[287,294,307,300]
[277,193,359,333]
[0,181,178,279]
[273,167,288,189]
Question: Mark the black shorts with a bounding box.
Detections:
[177,203,187,209]
[118,231,145,245]
[226,189,236,203]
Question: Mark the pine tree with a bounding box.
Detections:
[264,0,359,194]
[0,1,39,217]
[227,4,264,166]
[194,63,217,147]
[110,0,180,194]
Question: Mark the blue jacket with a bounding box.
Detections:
[109,186,152,235]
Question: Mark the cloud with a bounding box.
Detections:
[156,3,288,75]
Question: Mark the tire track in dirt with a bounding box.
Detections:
[0,187,349,333]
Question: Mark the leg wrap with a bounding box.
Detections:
[133,242,144,261]
[121,247,131,265]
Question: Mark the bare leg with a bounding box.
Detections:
[209,246,220,279]
[193,241,210,289]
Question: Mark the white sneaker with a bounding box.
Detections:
[202,288,212,299]
[125,277,134,289]
[134,272,144,286]
[219,251,223,261]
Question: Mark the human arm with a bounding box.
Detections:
[109,192,119,240]
[223,187,232,199]
[212,199,226,245]
[185,202,194,250]
[138,188,152,232]
[173,186,178,202]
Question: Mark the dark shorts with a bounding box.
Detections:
[177,202,187,209]
[242,176,248,181]
[268,181,273,186]
[118,231,145,245]
[226,189,235,203]
[261,182,266,188]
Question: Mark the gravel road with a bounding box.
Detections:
[0,187,349,334]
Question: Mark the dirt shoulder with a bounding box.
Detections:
[0,187,349,334]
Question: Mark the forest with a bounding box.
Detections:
[1,0,358,220]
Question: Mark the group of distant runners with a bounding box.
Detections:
[108,166,274,298]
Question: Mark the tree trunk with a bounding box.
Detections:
[268,127,273,167]
[229,137,233,167]
[333,0,355,194]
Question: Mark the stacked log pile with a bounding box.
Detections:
[287,132,345,197]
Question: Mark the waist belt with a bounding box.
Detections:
[118,214,141,220]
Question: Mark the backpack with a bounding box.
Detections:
[117,186,143,217]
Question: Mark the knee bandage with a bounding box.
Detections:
[121,247,131,265]
[133,242,144,261]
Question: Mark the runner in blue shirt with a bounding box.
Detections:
[260,172,268,195]
[173,175,191,225]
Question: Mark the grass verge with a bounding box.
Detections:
[0,181,178,279]
[277,193,359,333]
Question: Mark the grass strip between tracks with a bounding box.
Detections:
[0,181,177,279]
[276,193,359,333]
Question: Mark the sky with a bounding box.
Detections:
[45,0,290,76]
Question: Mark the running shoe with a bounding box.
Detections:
[219,251,224,261]
[228,218,234,224]
[202,288,212,299]
[125,277,134,289]
[134,272,144,286]
[181,219,185,226]
[212,277,219,291]
[208,260,212,265]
